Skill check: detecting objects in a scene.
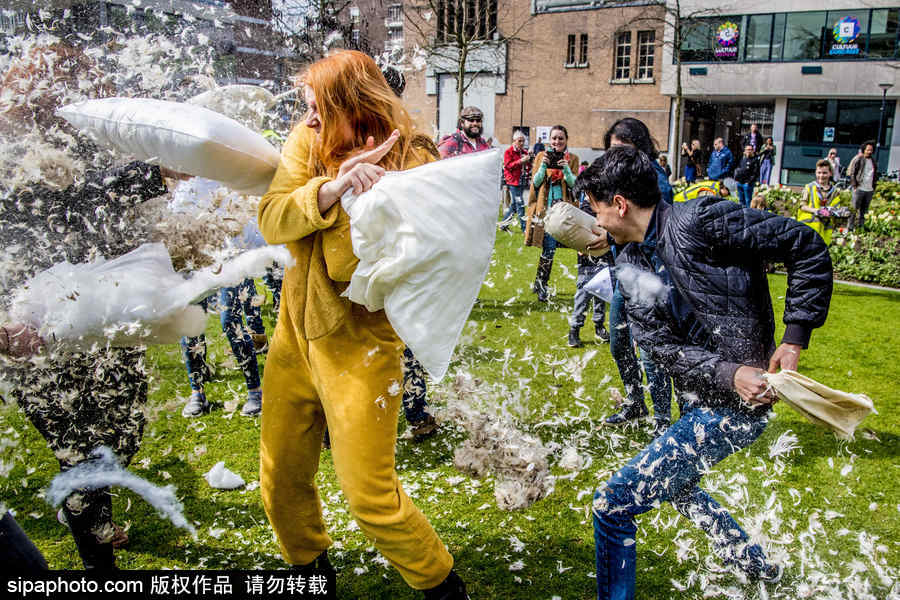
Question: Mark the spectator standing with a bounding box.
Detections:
[576,145,833,599]
[500,131,531,232]
[525,125,580,302]
[826,148,842,185]
[707,137,734,181]
[658,154,672,181]
[758,137,776,185]
[568,190,613,348]
[741,123,762,152]
[848,140,878,231]
[532,138,546,155]
[599,118,673,435]
[797,160,842,245]
[681,139,704,183]
[733,145,759,208]
[437,106,491,158]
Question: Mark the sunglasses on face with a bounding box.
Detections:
[464,117,483,123]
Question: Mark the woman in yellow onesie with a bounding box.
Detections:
[257,51,468,599]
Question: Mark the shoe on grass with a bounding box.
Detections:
[411,414,439,442]
[251,333,268,354]
[182,391,210,418]
[595,324,610,343]
[423,569,469,600]
[241,390,262,416]
[567,327,583,348]
[603,403,649,425]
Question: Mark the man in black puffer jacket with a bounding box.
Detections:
[576,146,832,600]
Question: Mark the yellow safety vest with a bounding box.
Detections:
[674,180,727,203]
[796,182,841,245]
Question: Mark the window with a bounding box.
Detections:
[679,18,715,62]
[786,99,894,145]
[352,29,360,45]
[771,13,786,60]
[783,11,826,60]
[436,0,498,42]
[350,6,361,24]
[869,8,900,58]
[614,31,631,80]
[745,14,773,61]
[566,34,576,65]
[579,33,589,64]
[823,10,869,59]
[387,4,401,23]
[637,30,655,78]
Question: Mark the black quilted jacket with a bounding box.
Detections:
[618,197,833,410]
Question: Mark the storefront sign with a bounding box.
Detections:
[830,16,861,56]
[715,21,739,59]
[823,127,835,143]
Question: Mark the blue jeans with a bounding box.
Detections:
[593,406,770,600]
[502,184,526,232]
[570,265,607,329]
[609,289,671,422]
[759,160,772,185]
[685,164,697,183]
[263,265,283,313]
[737,182,754,208]
[401,347,431,423]
[541,231,558,260]
[181,281,262,392]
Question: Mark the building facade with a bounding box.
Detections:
[661,0,900,184]
[402,0,670,162]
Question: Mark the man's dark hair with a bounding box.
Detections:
[860,139,876,152]
[602,117,659,159]
[573,145,661,208]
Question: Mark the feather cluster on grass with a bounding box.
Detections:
[437,374,554,510]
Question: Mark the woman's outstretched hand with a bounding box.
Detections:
[318,130,401,214]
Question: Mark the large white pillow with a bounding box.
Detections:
[57,97,280,195]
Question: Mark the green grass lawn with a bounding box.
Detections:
[2,231,898,599]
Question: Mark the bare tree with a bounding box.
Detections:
[271,0,356,61]
[403,0,532,115]
[607,0,734,171]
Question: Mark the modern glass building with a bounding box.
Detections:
[661,1,900,185]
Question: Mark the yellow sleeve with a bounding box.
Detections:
[258,125,341,244]
[320,142,437,282]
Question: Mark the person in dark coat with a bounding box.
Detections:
[576,145,833,599]
[1,161,176,569]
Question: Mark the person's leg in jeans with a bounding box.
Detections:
[264,265,283,314]
[569,267,591,347]
[685,164,696,183]
[854,189,874,230]
[534,233,558,302]
[637,347,672,431]
[401,347,438,441]
[180,296,213,417]
[507,184,526,231]
[759,160,771,185]
[737,183,751,207]
[238,278,269,352]
[606,288,647,423]
[593,406,774,600]
[219,285,263,416]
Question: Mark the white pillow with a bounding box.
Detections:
[342,150,502,381]
[57,97,280,195]
[187,85,275,130]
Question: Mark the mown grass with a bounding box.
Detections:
[2,231,898,599]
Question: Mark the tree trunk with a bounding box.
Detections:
[457,42,468,116]
[673,4,684,177]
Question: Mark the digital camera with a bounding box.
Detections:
[545,150,565,166]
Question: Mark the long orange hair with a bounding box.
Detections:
[300,50,435,175]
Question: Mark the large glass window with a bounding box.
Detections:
[786,99,895,146]
[783,11,826,60]
[869,8,900,58]
[745,14,773,61]
[679,17,740,62]
[785,100,827,143]
[824,10,869,58]
[771,13,786,60]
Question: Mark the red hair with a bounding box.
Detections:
[300,50,433,174]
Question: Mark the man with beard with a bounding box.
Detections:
[437,106,491,158]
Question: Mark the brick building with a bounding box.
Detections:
[402,0,670,161]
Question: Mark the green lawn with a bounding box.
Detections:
[2,231,898,599]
